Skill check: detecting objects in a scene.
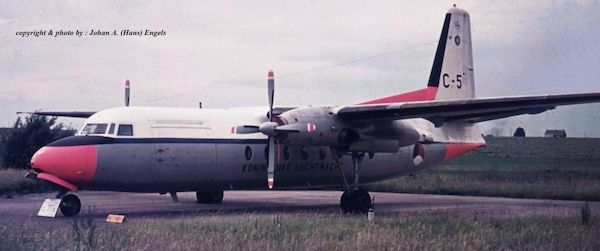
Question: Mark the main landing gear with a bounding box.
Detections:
[56,189,81,217]
[332,150,372,214]
[196,190,224,204]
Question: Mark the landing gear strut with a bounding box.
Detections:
[196,190,224,204]
[331,150,372,214]
[56,189,81,217]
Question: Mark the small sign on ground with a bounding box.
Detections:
[106,214,125,223]
[37,199,61,218]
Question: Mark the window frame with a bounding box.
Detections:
[80,123,109,135]
[117,124,134,136]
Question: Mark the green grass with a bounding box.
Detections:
[1,213,598,251]
[368,137,600,201]
[0,169,53,197]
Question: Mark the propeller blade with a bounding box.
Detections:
[267,136,275,189]
[267,70,275,189]
[275,123,317,133]
[230,125,260,134]
[125,79,130,107]
[268,70,274,121]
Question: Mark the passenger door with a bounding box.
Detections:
[151,123,217,185]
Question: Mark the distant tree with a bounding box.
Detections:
[513,127,526,137]
[0,115,76,169]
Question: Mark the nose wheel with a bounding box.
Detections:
[59,194,81,217]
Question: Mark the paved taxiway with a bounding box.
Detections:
[2,191,598,225]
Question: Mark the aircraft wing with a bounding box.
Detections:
[337,92,600,126]
[17,110,97,118]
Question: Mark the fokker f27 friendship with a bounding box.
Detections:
[25,7,600,216]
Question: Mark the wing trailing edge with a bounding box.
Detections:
[337,92,600,127]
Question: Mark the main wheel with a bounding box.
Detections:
[340,189,371,214]
[196,190,224,204]
[350,189,372,214]
[340,191,351,213]
[60,194,81,217]
[206,190,223,204]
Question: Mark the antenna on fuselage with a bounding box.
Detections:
[125,79,130,107]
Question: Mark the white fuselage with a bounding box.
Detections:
[49,106,477,192]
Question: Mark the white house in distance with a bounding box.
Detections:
[544,129,567,138]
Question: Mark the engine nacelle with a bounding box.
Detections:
[276,105,421,152]
[277,106,350,147]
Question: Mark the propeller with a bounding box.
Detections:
[125,79,130,107]
[267,70,275,189]
[232,122,316,135]
[230,125,259,134]
[229,70,317,189]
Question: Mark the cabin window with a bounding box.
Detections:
[301,146,309,160]
[283,146,291,160]
[107,124,116,134]
[245,146,253,161]
[319,148,326,160]
[80,124,108,135]
[117,124,134,136]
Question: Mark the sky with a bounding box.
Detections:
[1,0,599,137]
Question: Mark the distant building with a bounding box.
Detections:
[544,129,567,138]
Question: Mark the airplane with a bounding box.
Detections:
[24,7,600,217]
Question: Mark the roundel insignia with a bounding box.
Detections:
[454,36,461,46]
[412,143,425,165]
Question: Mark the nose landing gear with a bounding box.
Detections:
[56,190,81,217]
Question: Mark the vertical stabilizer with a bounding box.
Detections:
[428,7,475,101]
[430,8,482,143]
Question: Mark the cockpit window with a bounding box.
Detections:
[107,123,116,134]
[117,124,134,136]
[80,124,108,135]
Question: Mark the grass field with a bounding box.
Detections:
[0,169,52,197]
[368,137,600,201]
[1,213,598,251]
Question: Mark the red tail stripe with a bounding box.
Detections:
[357,86,438,105]
[443,143,486,161]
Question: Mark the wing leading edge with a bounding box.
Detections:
[337,92,600,127]
[17,110,97,118]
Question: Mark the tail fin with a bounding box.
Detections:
[428,7,474,101]
[358,7,474,105]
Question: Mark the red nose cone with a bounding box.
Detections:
[31,145,97,184]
